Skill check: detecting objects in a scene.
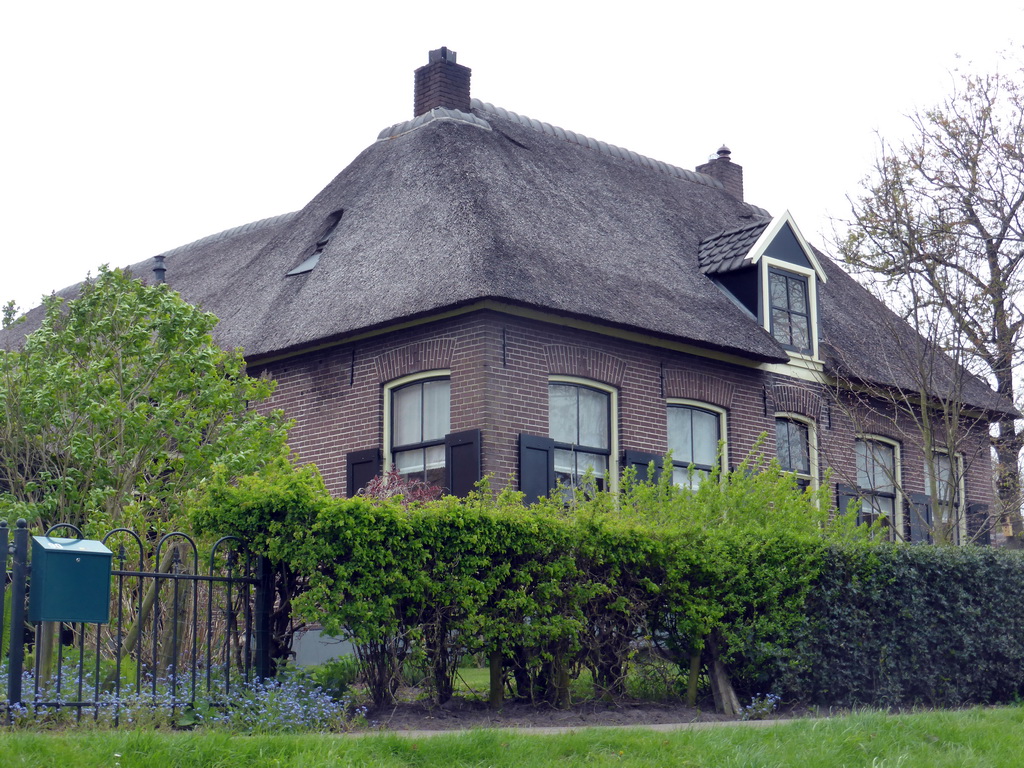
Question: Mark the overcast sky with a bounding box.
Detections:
[2,1,1020,314]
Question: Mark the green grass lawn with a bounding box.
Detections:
[3,707,1024,767]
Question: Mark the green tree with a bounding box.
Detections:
[840,57,1024,542]
[0,266,291,533]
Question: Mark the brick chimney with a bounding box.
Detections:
[414,47,472,117]
[696,146,743,201]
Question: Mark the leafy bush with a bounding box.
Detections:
[774,544,1024,707]
[198,445,863,709]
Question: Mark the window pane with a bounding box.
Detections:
[422,380,450,442]
[932,453,954,504]
[875,496,894,518]
[858,439,896,499]
[875,444,895,493]
[791,316,810,350]
[393,385,422,447]
[395,448,424,475]
[424,464,445,488]
[855,440,870,487]
[691,409,719,467]
[577,451,608,491]
[769,272,788,308]
[549,385,578,444]
[578,387,609,449]
[791,423,810,474]
[554,448,575,477]
[577,451,608,479]
[777,420,809,474]
[673,465,709,490]
[776,420,792,469]
[788,277,807,313]
[771,308,791,345]
[667,407,693,462]
[424,444,445,470]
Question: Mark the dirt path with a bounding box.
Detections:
[355,697,810,735]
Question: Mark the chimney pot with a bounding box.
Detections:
[153,254,166,285]
[696,145,744,201]
[429,47,456,64]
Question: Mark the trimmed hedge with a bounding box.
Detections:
[195,460,1024,709]
[772,544,1024,707]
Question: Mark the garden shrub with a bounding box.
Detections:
[197,447,1024,711]
[774,544,1024,707]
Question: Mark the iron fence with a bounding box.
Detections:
[1,519,273,724]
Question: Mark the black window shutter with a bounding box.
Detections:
[836,484,860,520]
[908,492,932,544]
[346,448,381,498]
[519,433,555,505]
[624,450,663,484]
[445,429,482,498]
[967,502,991,546]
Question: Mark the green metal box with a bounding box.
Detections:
[28,537,113,624]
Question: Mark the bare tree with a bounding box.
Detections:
[821,290,994,545]
[838,56,1024,542]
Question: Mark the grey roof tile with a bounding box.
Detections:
[698,221,771,275]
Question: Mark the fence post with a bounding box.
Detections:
[7,519,30,719]
[253,556,274,680]
[0,521,7,661]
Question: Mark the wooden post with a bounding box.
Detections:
[686,652,701,707]
[488,647,503,709]
[6,520,29,717]
[706,632,741,716]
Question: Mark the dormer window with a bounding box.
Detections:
[287,210,343,276]
[698,211,826,362]
[768,268,811,353]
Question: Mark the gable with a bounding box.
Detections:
[764,221,812,270]
[746,212,827,283]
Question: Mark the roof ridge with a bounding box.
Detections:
[471,98,724,191]
[377,107,492,141]
[160,211,300,258]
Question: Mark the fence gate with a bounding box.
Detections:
[1,519,273,724]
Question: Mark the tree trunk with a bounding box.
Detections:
[488,647,503,709]
[705,632,740,716]
[995,415,1024,546]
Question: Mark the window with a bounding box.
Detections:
[549,381,613,492]
[855,438,897,525]
[667,403,723,488]
[768,268,811,353]
[775,416,814,489]
[926,451,962,527]
[389,376,450,486]
[287,210,343,276]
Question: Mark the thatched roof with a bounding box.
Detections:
[1,97,1014,417]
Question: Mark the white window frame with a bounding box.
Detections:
[855,435,903,534]
[762,261,819,359]
[383,369,451,481]
[666,399,727,487]
[549,376,619,493]
[774,412,818,490]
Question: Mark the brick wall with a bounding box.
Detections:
[249,308,994,524]
[413,53,471,117]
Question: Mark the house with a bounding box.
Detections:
[4,48,1014,544]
